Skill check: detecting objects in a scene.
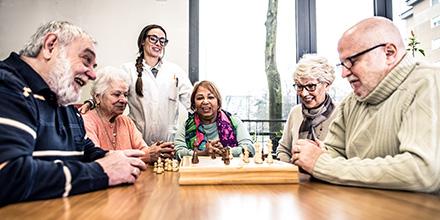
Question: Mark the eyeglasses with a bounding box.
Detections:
[293,82,321,92]
[337,43,387,70]
[146,35,169,46]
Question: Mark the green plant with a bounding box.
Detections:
[407,30,425,57]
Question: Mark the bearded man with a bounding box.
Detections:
[0,21,147,206]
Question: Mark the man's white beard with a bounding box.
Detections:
[46,48,81,106]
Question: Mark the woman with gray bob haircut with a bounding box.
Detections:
[276,54,337,170]
[91,66,130,97]
[82,66,175,163]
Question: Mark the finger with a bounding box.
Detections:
[214,143,223,149]
[212,140,221,145]
[291,153,300,164]
[130,158,147,170]
[127,175,136,184]
[123,149,146,157]
[213,148,223,154]
[315,140,325,149]
[160,147,175,153]
[160,142,174,148]
[305,139,316,144]
[160,153,173,159]
[131,167,140,179]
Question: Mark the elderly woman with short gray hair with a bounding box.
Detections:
[276,54,337,165]
[82,66,174,163]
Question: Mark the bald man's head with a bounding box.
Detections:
[337,17,407,99]
[338,17,405,58]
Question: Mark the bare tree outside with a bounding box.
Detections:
[265,0,282,142]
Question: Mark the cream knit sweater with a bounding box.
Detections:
[313,54,440,193]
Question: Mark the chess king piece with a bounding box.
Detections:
[254,142,263,164]
[192,150,199,164]
[265,139,274,164]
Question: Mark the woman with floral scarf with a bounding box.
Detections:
[174,81,255,160]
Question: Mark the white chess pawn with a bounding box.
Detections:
[153,162,158,172]
[172,159,179,172]
[254,142,263,164]
[156,157,164,174]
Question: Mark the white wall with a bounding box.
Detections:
[0,0,188,100]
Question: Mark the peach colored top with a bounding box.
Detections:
[83,110,147,151]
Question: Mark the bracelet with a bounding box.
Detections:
[84,98,96,110]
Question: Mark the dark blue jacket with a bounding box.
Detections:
[0,53,108,206]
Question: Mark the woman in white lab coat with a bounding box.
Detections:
[121,24,193,145]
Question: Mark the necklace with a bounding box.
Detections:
[96,109,118,149]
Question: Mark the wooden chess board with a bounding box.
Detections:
[178,156,299,185]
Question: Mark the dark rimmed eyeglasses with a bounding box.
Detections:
[293,82,321,92]
[337,43,387,70]
[147,35,169,46]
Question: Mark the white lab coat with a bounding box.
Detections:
[121,59,192,145]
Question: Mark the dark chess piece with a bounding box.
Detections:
[210,148,216,159]
[192,150,199,164]
[222,147,230,165]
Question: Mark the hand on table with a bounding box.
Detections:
[291,139,324,173]
[197,140,224,157]
[96,149,147,186]
[141,141,175,163]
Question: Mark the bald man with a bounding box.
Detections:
[292,16,440,193]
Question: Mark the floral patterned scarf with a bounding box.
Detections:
[185,110,238,150]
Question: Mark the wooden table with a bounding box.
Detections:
[1,169,440,220]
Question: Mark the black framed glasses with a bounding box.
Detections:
[293,82,321,92]
[337,43,387,70]
[147,35,169,46]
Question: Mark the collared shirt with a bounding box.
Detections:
[0,52,108,206]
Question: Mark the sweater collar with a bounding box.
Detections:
[358,53,417,104]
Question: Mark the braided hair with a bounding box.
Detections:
[135,24,167,97]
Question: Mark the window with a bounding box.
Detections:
[432,15,440,28]
[432,0,440,6]
[199,0,296,120]
[316,0,374,102]
[432,38,440,50]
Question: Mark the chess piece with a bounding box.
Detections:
[223,147,231,165]
[153,162,158,172]
[165,158,172,171]
[254,142,263,164]
[209,147,216,159]
[265,139,274,164]
[172,159,179,172]
[242,144,250,163]
[156,157,164,174]
[192,150,199,164]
